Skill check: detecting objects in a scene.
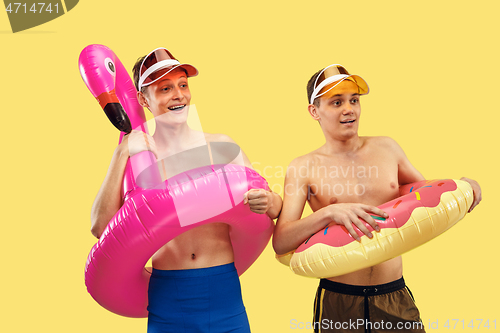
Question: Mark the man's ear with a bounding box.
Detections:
[308,103,320,121]
[137,91,149,109]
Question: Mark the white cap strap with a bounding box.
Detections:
[138,59,180,90]
[310,74,349,104]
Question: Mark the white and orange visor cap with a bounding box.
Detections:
[137,47,198,91]
[310,64,369,105]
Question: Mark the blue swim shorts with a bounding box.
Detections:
[147,262,251,333]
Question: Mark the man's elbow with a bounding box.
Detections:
[272,235,288,256]
[90,224,104,239]
[90,215,107,239]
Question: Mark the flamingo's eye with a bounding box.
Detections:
[105,58,116,76]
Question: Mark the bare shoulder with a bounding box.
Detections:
[288,150,317,169]
[286,148,323,181]
[364,136,398,147]
[364,136,410,167]
[365,136,404,152]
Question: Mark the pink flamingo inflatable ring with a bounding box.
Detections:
[79,44,274,318]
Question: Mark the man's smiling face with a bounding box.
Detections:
[144,67,192,121]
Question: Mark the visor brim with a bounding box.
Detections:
[140,64,198,89]
[317,75,369,99]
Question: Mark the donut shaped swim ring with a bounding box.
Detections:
[277,179,473,278]
[80,44,274,317]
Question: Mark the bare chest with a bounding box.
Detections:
[307,153,400,210]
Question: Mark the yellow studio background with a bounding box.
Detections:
[1,0,498,331]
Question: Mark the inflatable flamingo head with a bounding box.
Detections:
[79,44,120,98]
[79,44,141,133]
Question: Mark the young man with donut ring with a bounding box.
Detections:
[273,64,482,333]
[90,47,282,333]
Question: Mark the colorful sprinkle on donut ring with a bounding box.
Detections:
[277,179,473,278]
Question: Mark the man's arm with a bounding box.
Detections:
[244,189,282,219]
[90,141,129,238]
[272,157,387,255]
[273,157,328,254]
[460,177,481,212]
[387,137,481,212]
[91,131,157,238]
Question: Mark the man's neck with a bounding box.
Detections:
[323,135,363,155]
[153,122,205,158]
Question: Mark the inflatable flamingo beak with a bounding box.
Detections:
[103,102,132,133]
